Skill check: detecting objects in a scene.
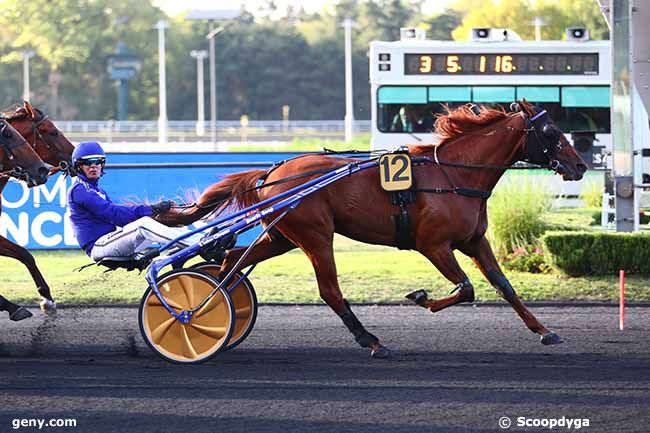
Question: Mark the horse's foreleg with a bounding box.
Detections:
[0,294,32,321]
[407,245,475,312]
[460,236,562,345]
[0,238,56,312]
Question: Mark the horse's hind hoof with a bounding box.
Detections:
[371,345,392,359]
[9,307,33,322]
[541,331,563,346]
[405,289,428,306]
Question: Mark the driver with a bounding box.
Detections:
[67,141,201,261]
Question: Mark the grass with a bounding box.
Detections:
[2,231,650,306]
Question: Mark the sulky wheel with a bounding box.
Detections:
[192,262,258,351]
[139,269,235,364]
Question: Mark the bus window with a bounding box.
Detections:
[428,86,471,102]
[377,103,439,133]
[561,86,609,108]
[473,87,515,103]
[377,86,469,133]
[516,86,560,102]
[546,105,610,133]
[376,86,610,134]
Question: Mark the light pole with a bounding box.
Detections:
[185,9,239,148]
[207,25,225,148]
[154,20,169,146]
[190,50,208,136]
[342,18,355,143]
[532,16,545,42]
[22,50,35,102]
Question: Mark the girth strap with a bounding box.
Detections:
[391,189,416,250]
[414,187,491,199]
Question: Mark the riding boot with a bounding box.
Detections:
[199,231,237,262]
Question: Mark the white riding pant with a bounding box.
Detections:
[90,217,203,261]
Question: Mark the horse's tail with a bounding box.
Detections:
[198,168,266,211]
[155,169,266,227]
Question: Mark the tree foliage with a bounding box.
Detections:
[452,0,608,41]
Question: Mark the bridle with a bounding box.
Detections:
[521,108,565,172]
[29,111,73,174]
[0,117,38,180]
[431,105,567,174]
[0,117,26,162]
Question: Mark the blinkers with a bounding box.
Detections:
[521,107,565,172]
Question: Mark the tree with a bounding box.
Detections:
[424,9,463,40]
[452,0,608,41]
[0,0,162,119]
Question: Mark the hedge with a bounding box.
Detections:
[542,231,650,276]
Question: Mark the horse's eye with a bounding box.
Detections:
[2,128,12,139]
[50,131,59,137]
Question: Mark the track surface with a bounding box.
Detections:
[1,305,649,433]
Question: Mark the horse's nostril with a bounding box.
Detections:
[577,163,588,174]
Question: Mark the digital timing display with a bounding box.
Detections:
[404,53,599,75]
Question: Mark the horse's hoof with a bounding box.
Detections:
[9,307,33,322]
[405,289,428,306]
[40,298,57,314]
[371,345,392,359]
[541,331,563,345]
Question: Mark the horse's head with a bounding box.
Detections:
[515,101,587,181]
[0,117,52,187]
[6,101,76,176]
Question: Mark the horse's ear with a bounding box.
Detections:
[23,100,37,119]
[509,102,521,113]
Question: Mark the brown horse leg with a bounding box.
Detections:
[294,233,390,358]
[219,234,297,274]
[0,294,33,321]
[460,236,562,345]
[0,238,56,310]
[407,245,475,313]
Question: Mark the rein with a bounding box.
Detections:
[173,109,562,215]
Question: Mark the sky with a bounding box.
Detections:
[154,0,453,18]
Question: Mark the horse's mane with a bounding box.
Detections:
[408,101,534,157]
[1,105,40,120]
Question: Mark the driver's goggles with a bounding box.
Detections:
[79,157,106,166]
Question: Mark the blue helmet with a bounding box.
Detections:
[72,141,105,164]
[72,141,106,176]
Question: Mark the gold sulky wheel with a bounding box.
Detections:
[192,262,258,351]
[138,269,235,364]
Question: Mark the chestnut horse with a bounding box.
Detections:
[0,102,75,320]
[0,111,54,320]
[157,101,587,357]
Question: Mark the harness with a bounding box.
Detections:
[29,112,72,174]
[175,106,566,250]
[0,117,34,179]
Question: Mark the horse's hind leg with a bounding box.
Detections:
[460,236,562,345]
[219,232,297,273]
[0,295,32,321]
[0,238,56,312]
[407,244,476,312]
[274,223,390,359]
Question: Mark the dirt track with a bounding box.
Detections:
[1,304,649,433]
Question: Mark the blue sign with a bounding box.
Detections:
[1,152,305,250]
